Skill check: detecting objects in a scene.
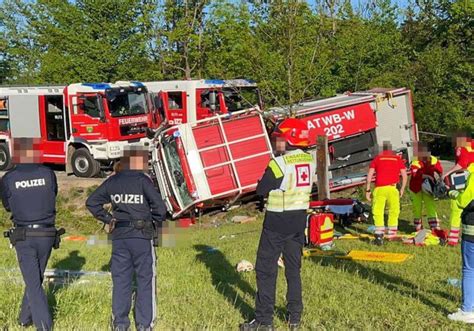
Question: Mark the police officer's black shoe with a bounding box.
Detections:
[289,323,300,331]
[136,325,151,331]
[18,320,33,328]
[112,325,130,331]
[373,234,384,246]
[240,319,275,331]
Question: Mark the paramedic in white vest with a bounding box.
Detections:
[241,118,315,331]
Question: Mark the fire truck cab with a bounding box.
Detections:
[143,79,262,128]
[0,81,151,177]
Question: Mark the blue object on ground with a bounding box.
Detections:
[447,278,461,288]
[367,225,376,233]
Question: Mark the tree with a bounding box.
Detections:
[1,0,158,83]
[156,0,208,79]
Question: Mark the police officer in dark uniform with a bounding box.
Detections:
[86,147,166,331]
[1,138,63,331]
[241,119,315,331]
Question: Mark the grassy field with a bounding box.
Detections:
[0,189,468,330]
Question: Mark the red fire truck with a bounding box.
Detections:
[151,87,418,218]
[0,81,151,177]
[143,79,262,128]
[265,88,418,190]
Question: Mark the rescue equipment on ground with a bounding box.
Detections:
[307,213,334,248]
[302,248,413,263]
[402,228,448,246]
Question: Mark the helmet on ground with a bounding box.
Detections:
[421,178,435,195]
[272,118,310,147]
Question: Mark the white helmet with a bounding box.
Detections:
[422,178,435,195]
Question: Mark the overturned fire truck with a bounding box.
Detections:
[0,81,151,177]
[150,87,417,219]
[143,79,262,128]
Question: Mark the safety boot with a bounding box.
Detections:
[373,234,384,246]
[240,319,275,331]
[428,218,440,230]
[289,323,300,331]
[18,320,33,328]
[414,218,422,232]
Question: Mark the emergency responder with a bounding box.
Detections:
[366,141,407,245]
[240,118,315,331]
[86,147,166,331]
[443,132,474,245]
[409,142,443,231]
[0,138,63,331]
[448,162,474,323]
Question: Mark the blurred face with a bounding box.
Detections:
[455,136,469,148]
[414,143,430,161]
[12,138,42,164]
[382,141,392,151]
[275,137,286,153]
[129,155,147,171]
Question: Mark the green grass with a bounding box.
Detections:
[0,196,468,330]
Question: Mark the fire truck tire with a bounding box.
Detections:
[0,144,12,171]
[71,148,100,178]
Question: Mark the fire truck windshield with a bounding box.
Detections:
[106,89,147,117]
[223,87,260,112]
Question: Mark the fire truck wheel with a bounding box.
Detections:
[0,144,12,171]
[71,148,100,178]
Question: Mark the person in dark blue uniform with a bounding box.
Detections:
[1,138,63,331]
[241,119,314,331]
[86,147,166,331]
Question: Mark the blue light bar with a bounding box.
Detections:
[204,79,225,85]
[131,81,145,87]
[82,83,111,90]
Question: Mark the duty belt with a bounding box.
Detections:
[15,224,54,229]
[115,220,149,229]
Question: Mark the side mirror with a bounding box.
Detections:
[209,91,217,112]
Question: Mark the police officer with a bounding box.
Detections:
[0,138,62,331]
[241,118,315,331]
[443,132,474,245]
[366,141,407,245]
[86,147,166,331]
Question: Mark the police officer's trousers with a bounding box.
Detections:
[255,228,304,325]
[15,237,55,331]
[111,238,156,329]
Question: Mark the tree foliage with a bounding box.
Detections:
[0,0,472,133]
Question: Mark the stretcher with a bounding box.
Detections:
[303,248,413,263]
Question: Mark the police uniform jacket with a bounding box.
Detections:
[86,170,167,240]
[0,164,57,225]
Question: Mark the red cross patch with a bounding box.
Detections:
[295,164,310,187]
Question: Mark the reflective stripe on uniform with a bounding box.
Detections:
[266,150,314,213]
[267,190,310,212]
[268,160,284,179]
[463,224,474,236]
[283,153,313,164]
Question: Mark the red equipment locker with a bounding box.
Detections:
[308,213,334,247]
